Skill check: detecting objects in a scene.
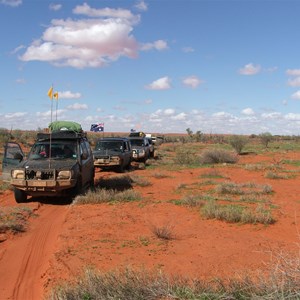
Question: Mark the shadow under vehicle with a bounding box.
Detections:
[93,137,132,173]
[2,122,95,203]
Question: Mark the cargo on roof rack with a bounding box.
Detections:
[37,130,86,141]
[49,121,83,133]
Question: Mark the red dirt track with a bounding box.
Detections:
[1,150,300,299]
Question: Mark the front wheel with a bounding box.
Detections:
[14,188,27,203]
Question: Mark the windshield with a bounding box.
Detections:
[28,141,77,160]
[95,141,123,152]
[129,139,144,147]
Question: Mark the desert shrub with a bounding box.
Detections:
[129,175,152,187]
[201,200,275,224]
[200,149,238,164]
[180,194,204,207]
[0,206,34,234]
[73,188,141,204]
[49,252,300,300]
[174,147,200,165]
[264,171,288,179]
[215,182,273,195]
[200,168,224,179]
[259,132,273,148]
[150,223,176,240]
[228,135,248,154]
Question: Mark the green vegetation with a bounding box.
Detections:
[49,261,300,300]
[0,206,35,234]
[74,188,141,204]
[228,135,249,154]
[202,200,275,224]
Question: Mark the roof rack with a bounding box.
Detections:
[37,130,86,141]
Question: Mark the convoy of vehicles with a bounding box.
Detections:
[2,121,95,203]
[1,124,162,203]
[92,137,132,172]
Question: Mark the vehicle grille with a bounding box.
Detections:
[25,169,56,180]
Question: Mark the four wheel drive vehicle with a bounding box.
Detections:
[93,137,133,172]
[146,137,155,158]
[2,126,95,203]
[128,137,150,163]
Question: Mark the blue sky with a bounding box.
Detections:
[1,0,300,135]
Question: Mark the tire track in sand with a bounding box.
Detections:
[0,204,68,300]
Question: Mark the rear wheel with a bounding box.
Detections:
[14,188,27,203]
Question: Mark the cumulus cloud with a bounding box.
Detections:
[238,63,261,75]
[171,112,187,120]
[19,3,150,68]
[36,109,65,118]
[49,3,62,11]
[285,113,300,121]
[140,40,168,51]
[291,90,300,100]
[4,112,27,119]
[241,108,255,115]
[182,47,195,53]
[286,69,300,76]
[0,0,22,7]
[57,91,82,99]
[182,75,203,88]
[145,76,171,90]
[134,0,148,11]
[287,77,300,87]
[66,103,88,110]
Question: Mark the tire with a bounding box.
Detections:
[14,188,27,203]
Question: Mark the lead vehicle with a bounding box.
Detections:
[2,126,95,203]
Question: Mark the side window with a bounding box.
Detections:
[85,141,92,156]
[123,142,127,151]
[80,141,88,159]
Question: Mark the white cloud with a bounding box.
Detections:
[66,103,88,110]
[164,108,175,115]
[182,47,195,53]
[144,98,152,104]
[4,112,27,119]
[49,3,62,11]
[140,40,168,51]
[134,1,148,11]
[58,91,82,99]
[0,0,22,7]
[20,3,143,68]
[145,76,171,90]
[16,78,26,84]
[287,77,300,87]
[182,75,203,88]
[284,113,300,121]
[241,108,255,115]
[261,112,282,119]
[171,112,187,120]
[238,63,261,75]
[286,69,300,76]
[73,3,138,22]
[291,90,300,100]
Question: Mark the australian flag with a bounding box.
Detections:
[90,123,104,132]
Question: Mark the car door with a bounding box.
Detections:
[2,142,25,182]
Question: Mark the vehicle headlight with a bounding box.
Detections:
[12,169,25,179]
[139,150,145,155]
[57,170,72,179]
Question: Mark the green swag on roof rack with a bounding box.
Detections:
[49,121,83,133]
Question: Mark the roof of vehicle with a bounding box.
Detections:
[36,130,87,141]
[96,137,130,141]
[128,136,146,140]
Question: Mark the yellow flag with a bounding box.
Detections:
[54,92,58,100]
[47,86,53,99]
